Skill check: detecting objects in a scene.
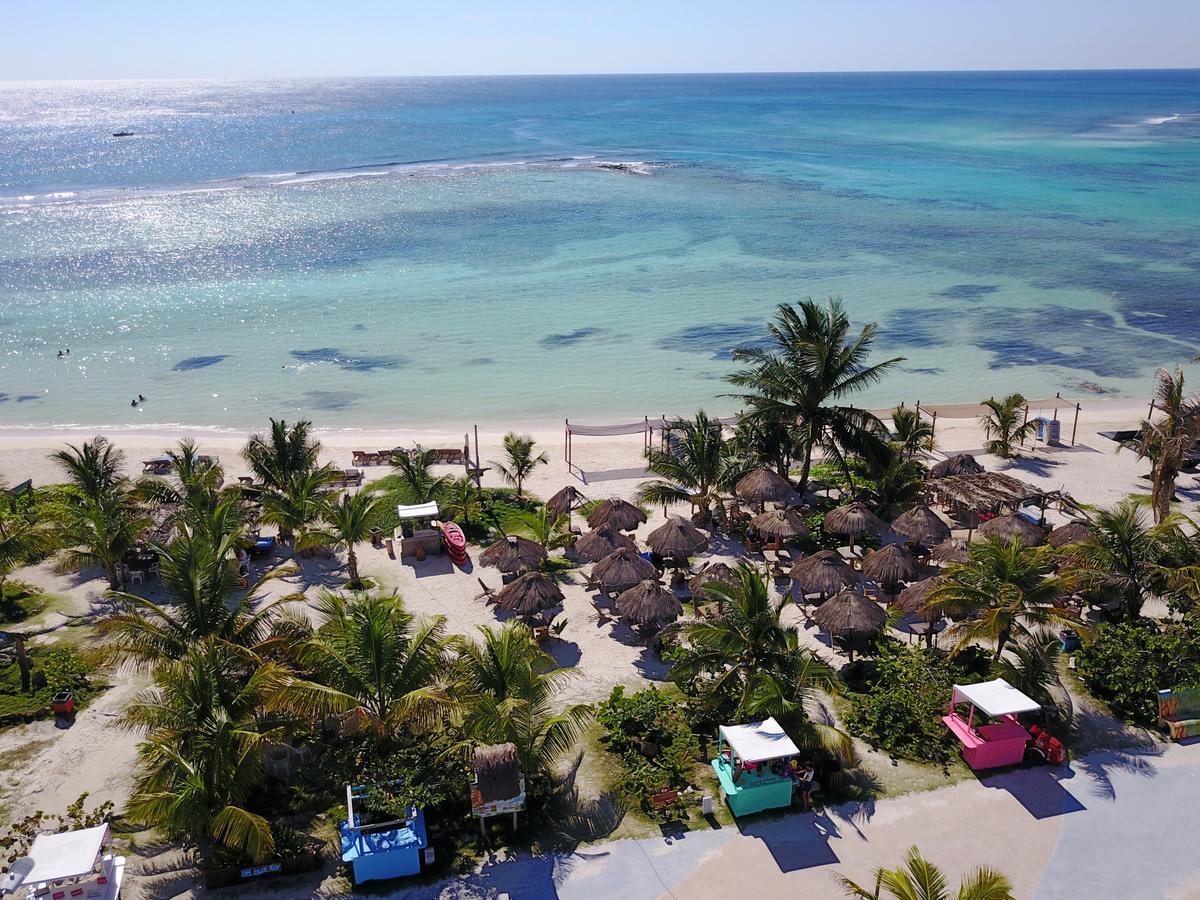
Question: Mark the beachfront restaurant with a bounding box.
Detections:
[943,678,1042,770]
[711,717,800,817]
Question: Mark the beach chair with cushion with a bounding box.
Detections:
[1158,687,1200,740]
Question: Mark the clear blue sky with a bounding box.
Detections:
[4,0,1198,80]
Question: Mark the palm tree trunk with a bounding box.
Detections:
[105,562,120,590]
[796,440,815,497]
[347,545,359,585]
[994,628,1011,661]
[1152,467,1173,524]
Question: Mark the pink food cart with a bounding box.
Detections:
[942,678,1041,770]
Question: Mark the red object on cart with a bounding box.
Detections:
[51,690,75,715]
[441,522,468,566]
[1026,725,1067,765]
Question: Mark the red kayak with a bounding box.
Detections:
[441,522,468,565]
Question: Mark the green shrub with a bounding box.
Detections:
[1077,620,1200,725]
[0,582,51,625]
[596,686,698,816]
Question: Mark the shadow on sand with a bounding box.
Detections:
[977,765,1086,819]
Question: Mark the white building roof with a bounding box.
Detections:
[952,678,1041,717]
[396,501,439,519]
[719,717,800,763]
[24,824,108,883]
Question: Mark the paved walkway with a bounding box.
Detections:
[383,741,1200,900]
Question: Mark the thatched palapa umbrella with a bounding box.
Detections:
[1048,521,1090,547]
[894,574,953,648]
[811,588,886,661]
[546,486,587,518]
[861,543,919,593]
[790,550,858,599]
[645,515,707,560]
[930,538,969,565]
[735,467,793,509]
[616,579,683,631]
[688,562,738,602]
[891,505,951,547]
[928,453,986,479]
[586,497,648,532]
[480,534,547,574]
[591,547,657,593]
[978,513,1045,547]
[573,524,637,563]
[750,507,809,542]
[823,501,885,552]
[495,572,564,620]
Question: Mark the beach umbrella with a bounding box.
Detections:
[1048,521,1090,548]
[688,562,738,602]
[930,538,969,566]
[735,467,793,507]
[586,498,648,532]
[495,572,564,619]
[861,543,920,592]
[891,505,951,547]
[591,547,657,593]
[480,534,547,574]
[895,576,945,620]
[823,500,885,552]
[978,514,1045,547]
[928,454,985,479]
[645,515,707,560]
[546,486,587,519]
[790,550,859,599]
[811,588,886,661]
[573,524,637,563]
[616,579,683,631]
[750,508,810,541]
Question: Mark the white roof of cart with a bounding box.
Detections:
[952,678,1041,717]
[396,501,439,519]
[718,717,800,763]
[24,823,109,883]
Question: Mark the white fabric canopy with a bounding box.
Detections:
[396,501,439,519]
[952,679,1041,717]
[719,717,800,763]
[24,824,108,883]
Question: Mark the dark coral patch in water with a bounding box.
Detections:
[539,327,611,349]
[15,395,39,402]
[302,390,357,411]
[935,284,1000,300]
[173,355,229,371]
[291,348,403,372]
[656,322,772,360]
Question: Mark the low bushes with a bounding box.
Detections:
[0,646,98,725]
[1076,619,1200,725]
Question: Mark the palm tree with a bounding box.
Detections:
[136,438,226,513]
[288,591,452,738]
[52,436,126,502]
[0,506,55,600]
[491,433,548,499]
[452,622,592,779]
[504,505,575,554]
[54,487,146,589]
[890,406,935,458]
[731,414,797,477]
[241,419,321,491]
[302,489,386,587]
[978,394,1037,459]
[727,298,903,496]
[390,448,449,505]
[868,452,925,518]
[124,643,288,862]
[439,476,485,528]
[838,845,1014,900]
[928,538,1074,660]
[260,468,330,550]
[1125,366,1200,523]
[636,410,743,524]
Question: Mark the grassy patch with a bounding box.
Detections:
[0,581,57,625]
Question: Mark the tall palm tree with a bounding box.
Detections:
[0,506,55,599]
[491,433,548,499]
[439,476,485,528]
[136,438,226,514]
[54,487,146,589]
[727,298,902,496]
[241,419,321,492]
[52,436,126,502]
[451,622,592,779]
[302,489,386,587]
[868,452,925,518]
[1126,366,1200,523]
[839,845,1014,900]
[890,406,935,459]
[390,449,450,505]
[637,410,743,524]
[978,394,1037,459]
[504,505,575,554]
[260,468,330,550]
[288,591,452,738]
[928,538,1074,660]
[731,414,797,478]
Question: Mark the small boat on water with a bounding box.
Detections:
[441,521,468,566]
[112,130,134,137]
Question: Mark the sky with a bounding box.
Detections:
[4,0,1198,80]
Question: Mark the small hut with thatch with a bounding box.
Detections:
[750,508,810,543]
[891,505,951,548]
[928,453,986,479]
[573,524,637,563]
[645,515,707,560]
[591,547,657,593]
[861,543,920,594]
[480,535,547,575]
[790,550,859,600]
[811,588,887,661]
[930,538,969,566]
[823,501,885,552]
[978,513,1045,547]
[586,498,648,532]
[688,562,739,605]
[1048,521,1090,548]
[735,467,793,509]
[470,743,525,833]
[495,572,564,622]
[616,579,683,633]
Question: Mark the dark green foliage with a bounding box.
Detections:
[0,581,50,624]
[0,646,97,723]
[367,476,530,542]
[1077,619,1200,725]
[0,792,114,865]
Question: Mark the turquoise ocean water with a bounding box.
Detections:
[1,72,1198,429]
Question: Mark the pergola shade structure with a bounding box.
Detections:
[688,562,739,601]
[811,588,887,659]
[494,572,564,619]
[750,508,810,542]
[735,467,793,506]
[928,454,986,479]
[977,513,1045,546]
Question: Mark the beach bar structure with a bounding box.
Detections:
[943,678,1041,770]
[0,823,126,899]
[395,501,442,559]
[339,783,428,884]
[711,717,800,817]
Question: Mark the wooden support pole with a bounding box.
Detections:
[1071,403,1080,446]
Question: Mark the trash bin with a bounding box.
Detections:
[1033,416,1048,440]
[1046,419,1061,445]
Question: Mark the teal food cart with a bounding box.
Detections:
[711,717,801,817]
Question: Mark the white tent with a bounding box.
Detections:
[718,717,800,763]
[23,823,108,883]
[951,678,1041,717]
[396,501,439,520]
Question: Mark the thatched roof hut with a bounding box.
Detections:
[812,589,887,658]
[586,497,648,532]
[930,538,969,565]
[823,501,886,538]
[861,543,919,590]
[480,535,547,574]
[616,579,683,630]
[546,486,587,518]
[978,514,1045,546]
[645,515,707,559]
[896,574,973,620]
[495,572,564,618]
[928,453,986,479]
[591,547,657,592]
[891,505,951,546]
[735,467,793,504]
[790,550,859,597]
[1048,521,1090,547]
[472,743,522,804]
[688,562,739,600]
[574,524,637,563]
[750,507,810,540]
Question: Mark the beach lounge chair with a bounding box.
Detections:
[475,578,499,604]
